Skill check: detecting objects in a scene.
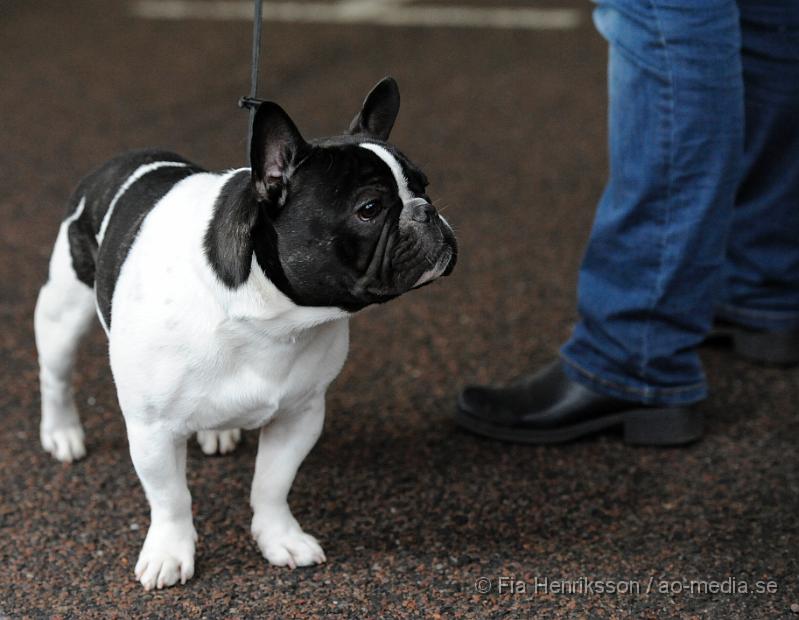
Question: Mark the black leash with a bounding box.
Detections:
[238,0,266,166]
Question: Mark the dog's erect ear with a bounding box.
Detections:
[348,77,400,141]
[250,102,307,204]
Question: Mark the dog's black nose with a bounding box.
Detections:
[410,202,436,224]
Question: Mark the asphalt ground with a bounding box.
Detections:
[1,1,797,618]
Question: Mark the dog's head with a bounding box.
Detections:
[242,77,457,312]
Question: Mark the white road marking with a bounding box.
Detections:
[132,0,581,31]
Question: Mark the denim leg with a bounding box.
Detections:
[560,0,743,406]
[717,1,799,331]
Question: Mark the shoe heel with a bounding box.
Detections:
[623,408,703,446]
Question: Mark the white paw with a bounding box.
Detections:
[197,429,241,455]
[41,425,86,462]
[134,523,197,591]
[253,522,326,569]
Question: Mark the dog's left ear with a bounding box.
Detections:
[251,101,308,204]
[348,77,401,141]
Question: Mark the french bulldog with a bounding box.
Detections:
[33,77,456,590]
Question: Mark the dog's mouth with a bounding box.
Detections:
[411,245,455,289]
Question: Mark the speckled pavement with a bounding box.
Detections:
[1,1,797,618]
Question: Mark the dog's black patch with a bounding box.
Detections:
[94,163,201,328]
[65,193,98,289]
[204,170,258,288]
[64,149,200,291]
[204,169,298,300]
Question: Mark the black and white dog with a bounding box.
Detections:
[34,78,456,590]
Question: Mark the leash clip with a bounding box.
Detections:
[239,96,266,111]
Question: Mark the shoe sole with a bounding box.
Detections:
[455,406,703,446]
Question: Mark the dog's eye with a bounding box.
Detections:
[356,201,382,222]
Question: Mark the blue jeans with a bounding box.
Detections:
[560,0,799,406]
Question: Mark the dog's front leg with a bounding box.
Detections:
[127,422,197,590]
[250,393,326,568]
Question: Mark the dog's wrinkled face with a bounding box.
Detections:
[250,78,457,311]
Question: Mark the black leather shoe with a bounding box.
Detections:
[456,360,703,446]
[704,319,799,366]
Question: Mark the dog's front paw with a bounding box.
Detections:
[253,519,326,569]
[197,429,241,455]
[135,522,197,590]
[41,425,86,462]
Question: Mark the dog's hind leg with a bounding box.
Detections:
[196,428,242,455]
[34,211,97,462]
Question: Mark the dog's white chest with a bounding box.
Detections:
[111,310,349,433]
[193,318,350,431]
